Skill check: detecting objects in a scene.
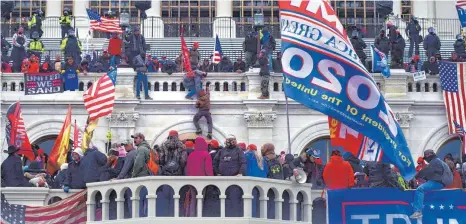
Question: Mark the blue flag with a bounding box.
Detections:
[328,188,466,224]
[457,5,466,28]
[371,45,391,78]
[279,0,415,179]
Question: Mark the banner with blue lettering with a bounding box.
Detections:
[457,5,466,28]
[328,188,466,224]
[371,45,391,78]
[279,0,415,179]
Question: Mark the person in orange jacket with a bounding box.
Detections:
[323,150,355,190]
[28,55,40,73]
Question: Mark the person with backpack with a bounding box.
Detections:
[245,144,268,178]
[159,130,188,176]
[410,149,453,219]
[131,133,150,178]
[261,143,284,180]
[99,149,124,181]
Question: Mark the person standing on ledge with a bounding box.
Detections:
[193,90,213,140]
[258,50,270,99]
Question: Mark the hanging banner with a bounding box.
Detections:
[456,0,466,27]
[328,188,466,224]
[279,0,415,179]
[24,72,63,95]
[412,71,426,82]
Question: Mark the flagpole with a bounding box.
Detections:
[285,96,292,154]
[460,135,464,164]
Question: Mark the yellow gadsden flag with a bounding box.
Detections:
[81,117,98,153]
[47,105,72,175]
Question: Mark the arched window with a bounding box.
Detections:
[232,82,237,91]
[437,138,462,162]
[148,82,152,91]
[180,82,185,91]
[10,82,16,91]
[215,82,220,91]
[33,135,74,161]
[240,82,246,91]
[79,82,84,91]
[273,82,279,91]
[87,82,93,90]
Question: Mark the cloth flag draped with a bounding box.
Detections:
[212,35,223,64]
[457,0,466,27]
[83,68,117,121]
[329,117,384,162]
[180,27,193,74]
[5,102,34,161]
[371,45,391,78]
[86,8,122,34]
[439,62,466,135]
[279,0,415,179]
[1,190,87,224]
[81,117,98,153]
[47,105,72,175]
[73,120,82,150]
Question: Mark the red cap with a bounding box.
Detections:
[193,42,199,48]
[280,151,286,155]
[417,157,424,163]
[199,90,206,96]
[238,143,246,150]
[185,141,194,148]
[169,130,178,137]
[209,140,219,149]
[247,144,257,151]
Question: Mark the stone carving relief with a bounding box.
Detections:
[395,112,414,128]
[244,112,277,128]
[105,111,139,127]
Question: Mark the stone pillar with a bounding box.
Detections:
[196,195,203,217]
[275,199,283,220]
[173,194,180,217]
[395,112,414,138]
[101,200,110,221]
[213,0,236,38]
[259,197,268,219]
[244,100,277,147]
[147,194,157,217]
[220,194,227,217]
[392,1,401,17]
[243,194,253,218]
[142,0,164,38]
[115,69,137,99]
[115,198,125,220]
[87,201,96,222]
[73,0,90,39]
[289,200,297,221]
[383,71,408,99]
[131,197,140,218]
[43,0,62,38]
[106,111,140,141]
[303,202,312,222]
[246,70,262,99]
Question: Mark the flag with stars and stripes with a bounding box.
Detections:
[212,35,223,64]
[86,8,122,34]
[453,120,466,154]
[83,68,117,121]
[439,62,466,135]
[1,190,87,224]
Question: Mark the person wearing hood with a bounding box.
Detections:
[186,137,213,176]
[422,56,440,75]
[363,161,399,188]
[290,148,324,188]
[127,26,147,61]
[190,42,200,69]
[28,9,43,38]
[454,34,466,59]
[163,57,178,75]
[98,50,111,71]
[28,55,40,73]
[27,31,44,63]
[40,55,54,72]
[374,29,390,56]
[183,69,207,100]
[200,58,212,72]
[193,90,213,139]
[350,30,367,67]
[130,132,151,178]
[213,134,246,176]
[218,56,233,72]
[184,141,195,157]
[323,150,354,190]
[61,29,82,65]
[60,8,72,39]
[423,27,441,60]
[410,150,452,219]
[245,144,268,178]
[52,163,68,189]
[282,154,295,180]
[260,27,276,71]
[406,16,422,58]
[262,143,284,180]
[342,152,363,174]
[79,54,92,74]
[1,146,31,187]
[234,57,246,73]
[81,146,107,184]
[64,149,86,191]
[391,30,405,69]
[11,27,28,72]
[159,130,188,176]
[99,149,124,181]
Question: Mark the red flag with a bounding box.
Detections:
[5,102,34,161]
[180,27,193,75]
[47,105,72,175]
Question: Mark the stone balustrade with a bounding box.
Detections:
[1,187,81,206]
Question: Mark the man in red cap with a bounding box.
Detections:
[184,141,194,156]
[238,143,246,152]
[193,89,213,139]
[190,42,200,69]
[159,130,187,176]
[208,140,220,163]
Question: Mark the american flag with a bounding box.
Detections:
[453,120,466,154]
[439,62,466,135]
[212,35,223,64]
[86,8,122,34]
[83,68,117,121]
[457,0,466,8]
[1,190,87,224]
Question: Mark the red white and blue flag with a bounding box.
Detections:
[212,35,223,64]
[83,68,117,121]
[86,8,122,34]
[439,62,466,135]
[5,102,34,161]
[280,0,415,179]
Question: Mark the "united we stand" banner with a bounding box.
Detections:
[24,72,63,95]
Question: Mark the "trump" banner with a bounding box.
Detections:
[279,0,415,179]
[328,188,466,224]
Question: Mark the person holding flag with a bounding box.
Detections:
[47,105,72,176]
[212,35,223,72]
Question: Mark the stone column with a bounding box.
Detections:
[383,72,408,99]
[196,195,204,217]
[142,0,164,38]
[147,194,157,217]
[131,196,140,218]
[73,0,90,39]
[101,200,110,221]
[173,194,180,217]
[289,200,297,221]
[275,199,283,220]
[246,70,262,99]
[115,197,125,220]
[220,194,227,217]
[213,0,236,38]
[244,100,277,147]
[395,112,414,138]
[243,194,253,218]
[303,202,312,222]
[43,0,62,38]
[259,197,268,218]
[115,69,137,99]
[87,201,96,222]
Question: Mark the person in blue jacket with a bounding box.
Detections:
[183,70,206,100]
[64,149,86,191]
[245,144,268,178]
[1,146,31,187]
[81,146,107,184]
[62,57,79,91]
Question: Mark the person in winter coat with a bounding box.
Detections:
[218,56,233,72]
[193,90,213,139]
[28,55,40,73]
[350,30,367,66]
[258,50,270,99]
[290,149,324,188]
[186,137,213,177]
[163,58,177,75]
[282,154,295,180]
[183,70,206,100]
[27,31,44,63]
[127,26,147,62]
[11,27,28,72]
[1,59,12,73]
[405,16,422,58]
[245,144,268,178]
[64,149,86,190]
[261,143,284,180]
[99,149,124,181]
[52,163,68,189]
[115,139,137,180]
[323,150,355,190]
[28,9,43,38]
[133,53,152,100]
[40,55,54,72]
[200,58,212,72]
[234,57,246,73]
[159,130,188,176]
[81,147,107,184]
[447,52,465,62]
[60,8,72,39]
[60,29,82,65]
[413,157,427,188]
[374,29,390,56]
[98,50,111,72]
[342,152,363,174]
[213,134,246,176]
[1,34,11,62]
[21,58,31,73]
[363,161,399,188]
[131,132,151,178]
[423,27,441,60]
[208,140,220,164]
[422,56,439,75]
[454,34,466,59]
[387,22,397,44]
[260,27,276,71]
[62,57,79,91]
[244,31,258,69]
[391,31,406,69]
[238,143,247,153]
[1,146,31,187]
[190,42,200,69]
[410,150,452,219]
[184,141,195,157]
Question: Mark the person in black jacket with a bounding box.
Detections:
[405,16,422,58]
[81,147,107,184]
[244,31,258,70]
[410,150,451,219]
[363,161,398,188]
[342,152,363,174]
[350,30,367,67]
[290,148,324,188]
[391,31,406,69]
[99,149,124,181]
[52,163,68,189]
[218,56,233,72]
[422,56,440,75]
[64,149,86,191]
[1,34,11,62]
[423,27,441,60]
[258,50,270,99]
[233,57,246,73]
[454,34,466,59]
[374,29,390,56]
[1,146,31,187]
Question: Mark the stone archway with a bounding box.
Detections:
[26,118,82,144]
[416,122,451,158]
[290,119,329,155]
[150,120,228,146]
